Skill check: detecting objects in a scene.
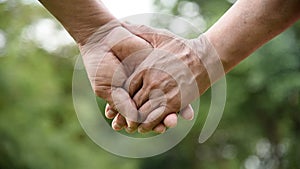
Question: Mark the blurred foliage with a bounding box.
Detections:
[0,0,299,169]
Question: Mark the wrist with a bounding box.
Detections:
[69,11,118,46]
[79,19,122,47]
[70,16,118,46]
[202,32,232,73]
[189,34,226,93]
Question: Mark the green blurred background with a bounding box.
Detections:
[0,0,299,169]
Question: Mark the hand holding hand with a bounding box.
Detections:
[79,20,195,133]
[109,23,223,133]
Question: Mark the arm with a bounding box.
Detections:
[205,0,300,72]
[38,0,115,45]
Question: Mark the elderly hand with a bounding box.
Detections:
[109,23,224,133]
[79,20,194,133]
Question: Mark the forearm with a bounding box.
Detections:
[205,0,300,72]
[38,0,116,45]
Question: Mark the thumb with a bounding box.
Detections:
[179,104,194,120]
[111,88,139,129]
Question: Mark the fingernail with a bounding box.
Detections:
[105,104,110,112]
[107,110,115,118]
[126,127,136,133]
[138,127,147,134]
[112,122,122,130]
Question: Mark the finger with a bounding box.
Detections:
[105,104,118,119]
[138,106,170,133]
[163,113,178,128]
[124,70,145,97]
[133,85,150,109]
[91,52,128,108]
[137,97,164,123]
[110,29,152,62]
[154,105,194,129]
[111,88,139,130]
[179,104,194,120]
[134,85,169,113]
[153,123,166,134]
[124,126,137,133]
[91,52,127,90]
[112,113,127,131]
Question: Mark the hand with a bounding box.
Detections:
[110,23,223,133]
[106,103,194,133]
[79,20,194,133]
[79,20,139,130]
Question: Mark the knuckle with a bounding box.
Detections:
[141,123,153,131]
[94,86,109,97]
[148,79,161,89]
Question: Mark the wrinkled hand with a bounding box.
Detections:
[110,23,223,133]
[79,20,194,133]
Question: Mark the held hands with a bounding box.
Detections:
[79,20,195,133]
[106,23,223,133]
